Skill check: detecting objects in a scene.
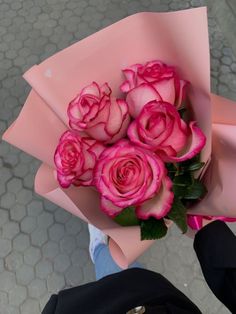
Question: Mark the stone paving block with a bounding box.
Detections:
[0,238,12,258]
[20,299,40,314]
[6,177,23,193]
[28,278,47,299]
[1,192,16,208]
[5,251,23,271]
[8,285,27,307]
[23,246,41,266]
[71,248,89,267]
[42,241,59,260]
[37,212,54,229]
[31,228,48,247]
[0,291,8,305]
[27,199,44,216]
[48,223,65,241]
[13,233,30,252]
[54,207,71,223]
[15,188,33,205]
[0,208,9,227]
[60,235,77,255]
[35,259,53,281]
[10,204,26,222]
[2,221,20,239]
[16,263,34,285]
[65,217,82,235]
[53,253,71,273]
[0,271,16,292]
[65,265,84,287]
[20,216,37,233]
[46,273,65,293]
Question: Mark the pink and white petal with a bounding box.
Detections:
[68,98,83,120]
[153,78,176,105]
[107,113,130,144]
[126,84,162,118]
[78,169,93,186]
[105,98,123,135]
[81,82,101,97]
[88,141,105,159]
[57,173,74,188]
[101,196,123,217]
[86,98,110,128]
[100,83,112,96]
[120,81,132,93]
[162,119,187,153]
[160,121,206,162]
[176,80,189,109]
[86,123,110,142]
[136,176,174,220]
[127,121,151,149]
[156,145,176,159]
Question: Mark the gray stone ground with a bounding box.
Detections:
[0,0,236,313]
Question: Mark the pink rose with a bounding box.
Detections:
[120,60,188,117]
[128,101,206,162]
[68,82,130,144]
[94,139,174,219]
[54,130,105,188]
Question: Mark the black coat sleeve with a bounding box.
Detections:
[194,220,236,313]
[42,268,201,314]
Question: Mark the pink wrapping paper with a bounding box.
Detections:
[3,7,236,267]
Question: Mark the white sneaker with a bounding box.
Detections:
[88,224,108,263]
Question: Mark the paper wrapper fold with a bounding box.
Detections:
[3,7,236,267]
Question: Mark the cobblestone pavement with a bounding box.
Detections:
[0,0,236,313]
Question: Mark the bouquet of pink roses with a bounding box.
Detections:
[3,8,236,267]
[54,60,206,240]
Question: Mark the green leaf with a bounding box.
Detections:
[140,218,168,240]
[167,198,188,233]
[178,108,187,120]
[114,206,139,226]
[183,162,205,172]
[184,180,207,199]
[173,173,193,198]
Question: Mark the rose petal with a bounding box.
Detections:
[80,81,101,97]
[159,121,206,162]
[152,78,176,104]
[105,98,123,135]
[86,122,110,142]
[100,82,112,96]
[126,83,162,118]
[108,113,130,144]
[57,172,75,188]
[162,118,187,153]
[176,79,188,108]
[136,176,174,220]
[101,196,123,217]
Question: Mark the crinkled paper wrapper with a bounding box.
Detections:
[3,7,236,268]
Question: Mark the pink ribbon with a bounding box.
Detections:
[187,214,236,230]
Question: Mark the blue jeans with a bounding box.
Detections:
[94,243,143,280]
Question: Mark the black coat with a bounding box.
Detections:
[42,221,236,314]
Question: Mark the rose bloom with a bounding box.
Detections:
[120,60,188,118]
[54,130,105,188]
[68,82,130,144]
[94,139,174,219]
[128,101,206,162]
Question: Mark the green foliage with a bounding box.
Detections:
[140,218,168,240]
[167,198,187,233]
[114,206,139,226]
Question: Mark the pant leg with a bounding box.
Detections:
[94,243,143,280]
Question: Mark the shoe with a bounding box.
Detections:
[88,224,108,263]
